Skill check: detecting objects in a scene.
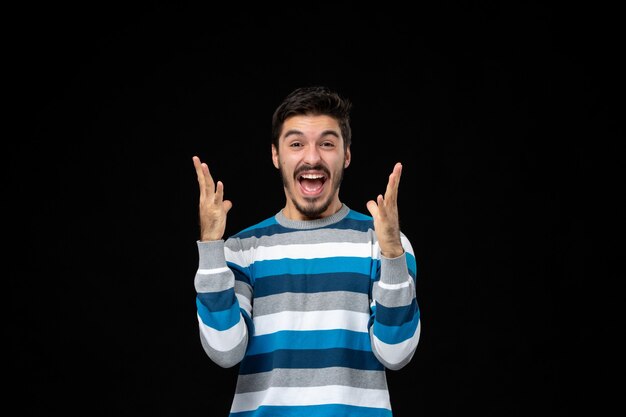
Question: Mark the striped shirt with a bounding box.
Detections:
[195,204,420,417]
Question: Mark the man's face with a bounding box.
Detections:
[272,114,351,220]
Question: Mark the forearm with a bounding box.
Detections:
[195,240,249,367]
[370,251,421,370]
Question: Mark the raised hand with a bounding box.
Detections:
[366,162,404,258]
[192,156,233,241]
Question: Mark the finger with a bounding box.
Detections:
[201,163,216,197]
[215,181,233,215]
[223,200,233,214]
[192,156,206,190]
[393,162,402,188]
[193,156,213,199]
[383,169,397,203]
[366,199,379,218]
[215,180,226,204]
[384,162,402,204]
[376,194,386,217]
[389,162,402,194]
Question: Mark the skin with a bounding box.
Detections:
[192,114,404,258]
[271,115,350,221]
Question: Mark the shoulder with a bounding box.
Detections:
[228,215,281,240]
[345,208,373,222]
[338,208,374,232]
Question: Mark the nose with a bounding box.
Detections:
[302,144,322,165]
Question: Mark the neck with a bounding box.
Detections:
[282,199,343,221]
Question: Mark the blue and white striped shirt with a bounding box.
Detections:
[195,204,420,417]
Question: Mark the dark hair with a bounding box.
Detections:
[271,86,352,151]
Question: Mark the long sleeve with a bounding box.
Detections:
[369,233,420,370]
[193,207,418,416]
[195,239,252,368]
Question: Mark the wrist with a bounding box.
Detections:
[380,247,404,259]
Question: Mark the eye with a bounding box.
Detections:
[289,142,303,148]
[320,141,335,148]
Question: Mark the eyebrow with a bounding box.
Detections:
[282,129,340,139]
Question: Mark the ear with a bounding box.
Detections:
[272,144,279,169]
[344,146,351,168]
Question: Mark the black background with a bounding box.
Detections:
[9,2,622,416]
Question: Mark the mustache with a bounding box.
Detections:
[294,164,330,178]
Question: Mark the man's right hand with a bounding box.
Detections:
[192,156,233,241]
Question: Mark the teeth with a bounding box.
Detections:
[301,174,324,179]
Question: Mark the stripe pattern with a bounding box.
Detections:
[195,205,420,416]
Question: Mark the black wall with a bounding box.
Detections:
[10,2,621,416]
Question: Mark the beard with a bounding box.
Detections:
[279,163,344,219]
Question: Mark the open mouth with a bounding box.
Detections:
[297,172,327,196]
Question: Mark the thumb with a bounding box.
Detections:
[366,200,379,218]
[223,200,233,214]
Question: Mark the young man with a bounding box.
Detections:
[192,86,420,416]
